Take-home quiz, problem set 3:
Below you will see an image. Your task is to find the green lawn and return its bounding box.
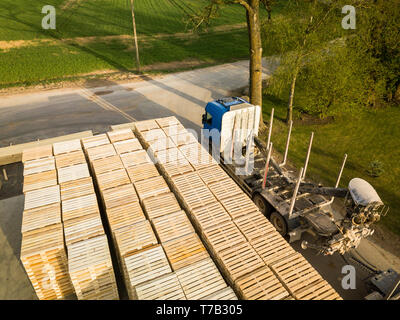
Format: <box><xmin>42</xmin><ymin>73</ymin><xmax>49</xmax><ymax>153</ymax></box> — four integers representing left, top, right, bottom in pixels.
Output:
<box><xmin>0</xmin><ymin>0</ymin><xmax>248</xmax><ymax>41</ymax></box>
<box><xmin>0</xmin><ymin>0</ymin><xmax>257</xmax><ymax>87</ymax></box>
<box><xmin>262</xmin><ymin>94</ymin><xmax>400</xmax><ymax>235</ymax></box>
<box><xmin>0</xmin><ymin>29</ymin><xmax>250</xmax><ymax>86</ymax></box>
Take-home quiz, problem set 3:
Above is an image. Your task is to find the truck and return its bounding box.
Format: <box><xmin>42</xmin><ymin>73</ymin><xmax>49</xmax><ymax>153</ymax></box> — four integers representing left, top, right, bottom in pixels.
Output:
<box><xmin>201</xmin><ymin>97</ymin><xmax>400</xmax><ymax>300</ymax></box>
<box><xmin>201</xmin><ymin>97</ymin><xmax>389</xmax><ymax>256</ymax></box>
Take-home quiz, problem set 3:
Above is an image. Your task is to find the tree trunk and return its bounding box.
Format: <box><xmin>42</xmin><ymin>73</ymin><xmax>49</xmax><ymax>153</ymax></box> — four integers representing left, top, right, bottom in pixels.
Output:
<box><xmin>287</xmin><ymin>65</ymin><xmax>300</xmax><ymax>124</ymax></box>
<box><xmin>246</xmin><ymin>0</ymin><xmax>265</xmax><ymax>129</ymax></box>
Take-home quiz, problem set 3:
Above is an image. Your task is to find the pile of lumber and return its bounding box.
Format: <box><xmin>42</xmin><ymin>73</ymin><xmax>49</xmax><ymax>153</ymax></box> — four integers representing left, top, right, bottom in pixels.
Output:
<box><xmin>56</xmin><ymin>138</ymin><xmax>117</xmax><ymax>300</ymax></box>
<box><xmin>21</xmin><ymin>146</ymin><xmax>74</xmax><ymax>300</ymax></box>
<box><xmin>137</xmin><ymin>116</ymin><xmax>341</xmax><ymax>300</ymax></box>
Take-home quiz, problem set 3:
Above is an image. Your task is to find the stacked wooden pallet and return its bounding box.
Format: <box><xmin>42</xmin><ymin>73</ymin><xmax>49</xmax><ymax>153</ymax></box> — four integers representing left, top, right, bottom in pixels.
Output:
<box><xmin>234</xmin><ymin>266</ymin><xmax>290</xmax><ymax>300</ymax></box>
<box><xmin>55</xmin><ymin>140</ymin><xmax>104</xmax><ymax>245</ymax></box>
<box><xmin>83</xmin><ymin>130</ymin><xmax>175</xmax><ymax>300</ymax></box>
<box><xmin>139</xmin><ymin>117</ymin><xmax>342</xmax><ymax>300</ymax></box>
<box><xmin>135</xmin><ymin>272</ymin><xmax>186</xmax><ymax>300</ymax></box>
<box><xmin>142</xmin><ymin>192</ymin><xmax>181</xmax><ymax>221</ymax></box>
<box><xmin>21</xmin><ymin>146</ymin><xmax>74</xmax><ymax>300</ymax></box>
<box><xmin>123</xmin><ymin>245</ymin><xmax>172</xmax><ymax>299</ymax></box>
<box><xmin>20</xmin><ymin>224</ymin><xmax>74</xmax><ymax>300</ymax></box>
<box><xmin>67</xmin><ymin>235</ymin><xmax>119</xmax><ymax>300</ymax></box>
<box><xmin>179</xmin><ymin>143</ymin><xmax>217</xmax><ymax>170</ymax></box>
<box><xmin>175</xmin><ymin>258</ymin><xmax>227</xmax><ymax>300</ymax></box>
<box><xmin>22</xmin><ymin>146</ymin><xmax>57</xmax><ymax>193</ymax></box>
<box><xmin>134</xmin><ymin>118</ymin><xmax>237</xmax><ymax>300</ymax></box>
<box><xmin>162</xmin><ymin>233</ymin><xmax>210</xmax><ymax>271</ymax></box>
<box><xmin>54</xmin><ymin>139</ymin><xmax>120</xmax><ymax>300</ymax></box>
<box><xmin>269</xmin><ymin>252</ymin><xmax>342</xmax><ymax>300</ymax></box>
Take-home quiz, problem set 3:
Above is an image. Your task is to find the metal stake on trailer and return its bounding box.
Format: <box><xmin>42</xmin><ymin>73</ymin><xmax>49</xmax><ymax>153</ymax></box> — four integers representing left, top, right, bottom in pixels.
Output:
<box><xmin>280</xmin><ymin>120</ymin><xmax>293</xmax><ymax>167</ymax></box>
<box><xmin>266</xmin><ymin>108</ymin><xmax>274</xmax><ymax>150</ymax></box>
<box><xmin>288</xmin><ymin>167</ymin><xmax>304</xmax><ymax>219</ymax></box>
<box><xmin>302</xmin><ymin>132</ymin><xmax>314</xmax><ymax>180</ymax></box>
<box><xmin>262</xmin><ymin>142</ymin><xmax>273</xmax><ymax>189</ymax></box>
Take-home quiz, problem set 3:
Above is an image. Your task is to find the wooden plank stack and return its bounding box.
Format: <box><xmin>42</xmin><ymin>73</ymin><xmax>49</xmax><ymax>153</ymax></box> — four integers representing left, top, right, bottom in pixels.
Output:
<box><xmin>54</xmin><ymin>139</ymin><xmax>117</xmax><ymax>300</ymax></box>
<box><xmin>137</xmin><ymin>116</ymin><xmax>342</xmax><ymax>300</ymax></box>
<box><xmin>21</xmin><ymin>146</ymin><xmax>74</xmax><ymax>300</ymax></box>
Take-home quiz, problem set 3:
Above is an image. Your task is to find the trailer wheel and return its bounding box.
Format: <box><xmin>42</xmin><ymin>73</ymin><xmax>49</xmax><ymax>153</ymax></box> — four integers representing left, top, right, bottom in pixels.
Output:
<box><xmin>270</xmin><ymin>212</ymin><xmax>288</xmax><ymax>236</ymax></box>
<box><xmin>253</xmin><ymin>193</ymin><xmax>273</xmax><ymax>218</ymax></box>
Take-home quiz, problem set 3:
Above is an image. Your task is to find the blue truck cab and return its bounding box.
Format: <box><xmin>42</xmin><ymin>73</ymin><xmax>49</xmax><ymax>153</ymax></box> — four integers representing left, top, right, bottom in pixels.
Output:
<box><xmin>202</xmin><ymin>97</ymin><xmax>249</xmax><ymax>132</ymax></box>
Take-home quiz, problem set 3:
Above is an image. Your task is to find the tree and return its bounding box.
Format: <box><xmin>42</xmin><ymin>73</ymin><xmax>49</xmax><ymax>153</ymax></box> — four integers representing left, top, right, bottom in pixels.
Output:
<box><xmin>262</xmin><ymin>0</ymin><xmax>344</xmax><ymax>123</ymax></box>
<box><xmin>262</xmin><ymin>0</ymin><xmax>400</xmax><ymax>120</ymax></box>
<box><xmin>347</xmin><ymin>0</ymin><xmax>400</xmax><ymax>107</ymax></box>
<box><xmin>187</xmin><ymin>0</ymin><xmax>274</xmax><ymax>129</ymax></box>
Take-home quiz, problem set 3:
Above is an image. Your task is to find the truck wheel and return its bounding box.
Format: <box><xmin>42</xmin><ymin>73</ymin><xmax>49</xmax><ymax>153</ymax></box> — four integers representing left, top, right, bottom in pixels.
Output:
<box><xmin>270</xmin><ymin>212</ymin><xmax>288</xmax><ymax>236</ymax></box>
<box><xmin>253</xmin><ymin>193</ymin><xmax>273</xmax><ymax>218</ymax></box>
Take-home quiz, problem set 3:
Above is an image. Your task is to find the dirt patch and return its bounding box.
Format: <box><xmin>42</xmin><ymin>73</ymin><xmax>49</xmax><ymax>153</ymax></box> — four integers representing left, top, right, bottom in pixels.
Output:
<box><xmin>0</xmin><ymin>23</ymin><xmax>246</xmax><ymax>52</ymax></box>
<box><xmin>370</xmin><ymin>224</ymin><xmax>400</xmax><ymax>257</ymax></box>
<box><xmin>0</xmin><ymin>58</ymin><xmax>215</xmax><ymax>95</ymax></box>
<box><xmin>141</xmin><ymin>59</ymin><xmax>210</xmax><ymax>71</ymax></box>
<box><xmin>60</xmin><ymin>0</ymin><xmax>83</xmax><ymax>10</ymax></box>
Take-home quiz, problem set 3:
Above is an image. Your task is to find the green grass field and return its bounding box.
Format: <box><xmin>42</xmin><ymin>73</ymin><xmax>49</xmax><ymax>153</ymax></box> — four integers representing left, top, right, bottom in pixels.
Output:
<box><xmin>0</xmin><ymin>0</ymin><xmax>260</xmax><ymax>87</ymax></box>
<box><xmin>262</xmin><ymin>94</ymin><xmax>400</xmax><ymax>235</ymax></box>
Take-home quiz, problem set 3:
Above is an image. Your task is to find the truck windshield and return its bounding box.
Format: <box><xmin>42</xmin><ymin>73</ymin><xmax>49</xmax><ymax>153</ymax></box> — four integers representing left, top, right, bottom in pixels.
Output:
<box><xmin>206</xmin><ymin>112</ymin><xmax>212</xmax><ymax>125</ymax></box>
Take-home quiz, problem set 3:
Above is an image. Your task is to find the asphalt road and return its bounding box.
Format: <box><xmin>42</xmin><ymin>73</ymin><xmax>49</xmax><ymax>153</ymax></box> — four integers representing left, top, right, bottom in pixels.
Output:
<box><xmin>0</xmin><ymin>59</ymin><xmax>277</xmax><ymax>148</ymax></box>
<box><xmin>1</xmin><ymin>59</ymin><xmax>399</xmax><ymax>300</ymax></box>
